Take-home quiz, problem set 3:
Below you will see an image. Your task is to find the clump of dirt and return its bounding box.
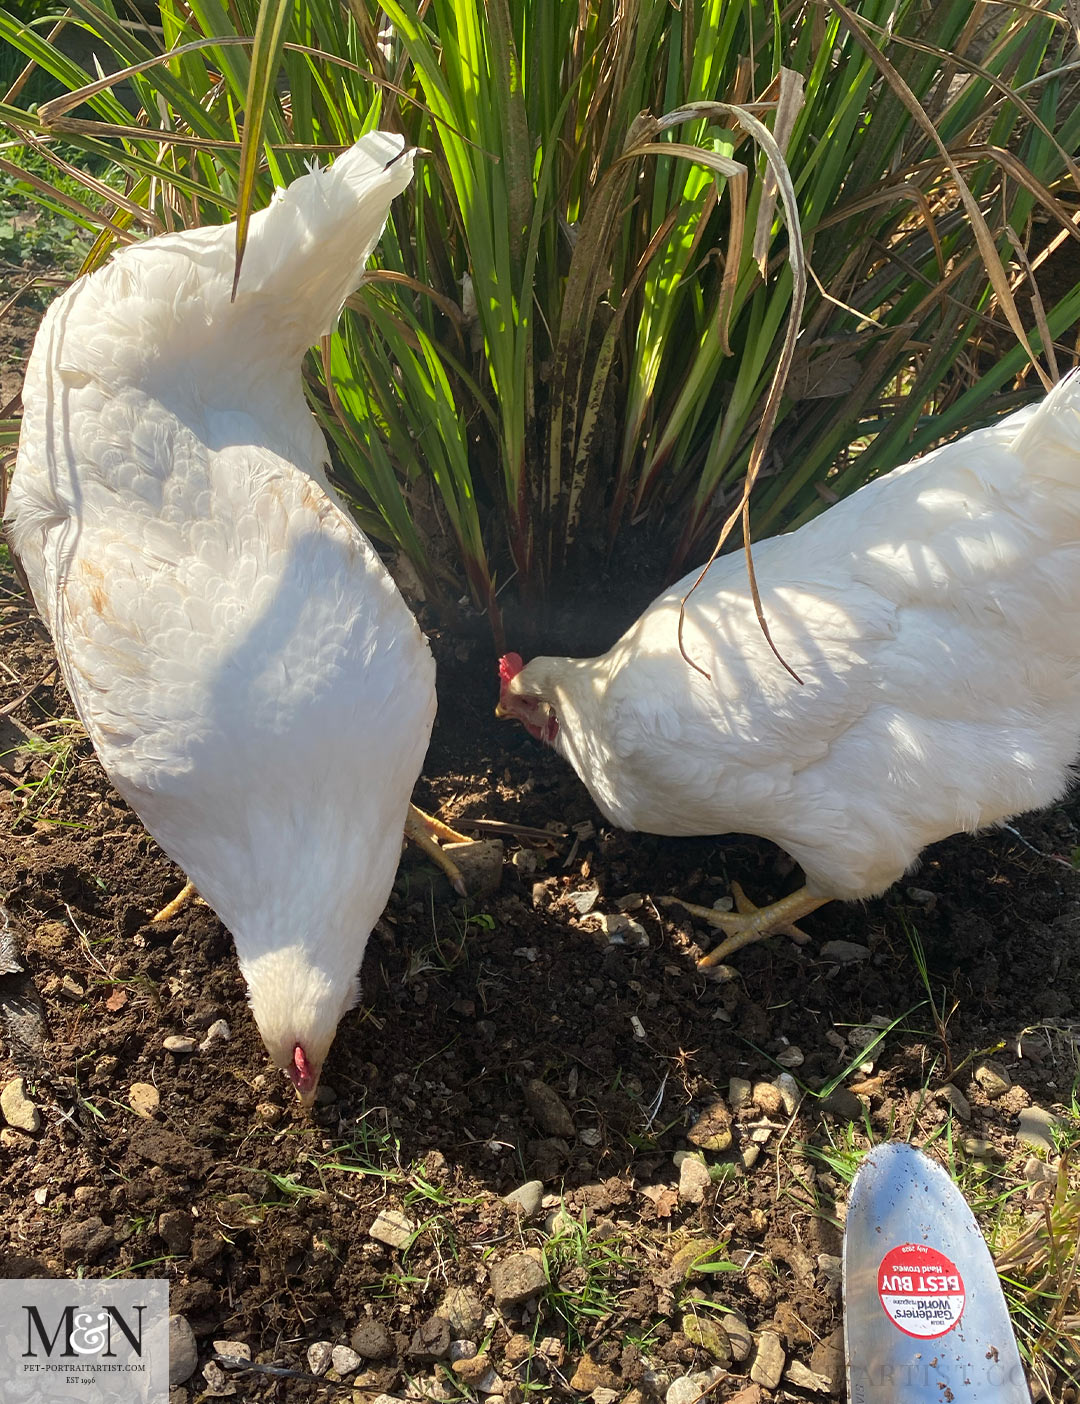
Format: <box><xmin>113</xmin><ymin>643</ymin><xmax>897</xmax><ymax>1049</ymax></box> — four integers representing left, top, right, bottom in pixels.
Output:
<box><xmin>1</xmin><ymin>561</ymin><xmax>1079</xmax><ymax>1403</ymax></box>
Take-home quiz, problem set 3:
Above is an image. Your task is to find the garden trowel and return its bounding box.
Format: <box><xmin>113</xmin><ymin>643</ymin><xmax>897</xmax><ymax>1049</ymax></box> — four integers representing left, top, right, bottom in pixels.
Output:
<box><xmin>843</xmin><ymin>1141</ymin><xmax>1030</xmax><ymax>1403</ymax></box>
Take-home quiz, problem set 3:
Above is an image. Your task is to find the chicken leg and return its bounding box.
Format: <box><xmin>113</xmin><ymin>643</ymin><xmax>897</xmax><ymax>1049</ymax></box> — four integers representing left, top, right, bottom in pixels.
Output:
<box><xmin>661</xmin><ymin>883</ymin><xmax>829</xmax><ymax>966</ymax></box>
<box><xmin>151</xmin><ymin>804</ymin><xmax>473</xmax><ymax>923</ymax></box>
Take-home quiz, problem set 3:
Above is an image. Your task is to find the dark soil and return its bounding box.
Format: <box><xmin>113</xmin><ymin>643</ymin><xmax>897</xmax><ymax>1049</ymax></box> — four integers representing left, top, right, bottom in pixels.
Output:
<box><xmin>1</xmin><ymin>557</ymin><xmax>1079</xmax><ymax>1404</ymax></box>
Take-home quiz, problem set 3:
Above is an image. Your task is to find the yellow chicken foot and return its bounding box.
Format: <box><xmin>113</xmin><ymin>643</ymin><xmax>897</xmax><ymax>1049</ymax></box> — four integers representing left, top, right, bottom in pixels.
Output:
<box><xmin>151</xmin><ymin>879</ymin><xmax>198</xmax><ymax>923</ymax></box>
<box><xmin>660</xmin><ymin>883</ymin><xmax>830</xmax><ymax>966</ymax></box>
<box><xmin>404</xmin><ymin>804</ymin><xmax>470</xmax><ymax>897</ymax></box>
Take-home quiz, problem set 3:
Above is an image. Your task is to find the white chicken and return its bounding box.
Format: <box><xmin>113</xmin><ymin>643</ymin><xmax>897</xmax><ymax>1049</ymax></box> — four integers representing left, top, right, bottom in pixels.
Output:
<box><xmin>498</xmin><ymin>375</ymin><xmax>1080</xmax><ymax>964</ymax></box>
<box><xmin>6</xmin><ymin>132</ymin><xmax>441</xmax><ymax>1102</ymax></box>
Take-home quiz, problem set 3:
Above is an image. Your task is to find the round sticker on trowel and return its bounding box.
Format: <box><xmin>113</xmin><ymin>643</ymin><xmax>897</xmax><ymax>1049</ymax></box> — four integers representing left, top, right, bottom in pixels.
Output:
<box><xmin>877</xmin><ymin>1241</ymin><xmax>966</xmax><ymax>1339</ymax></box>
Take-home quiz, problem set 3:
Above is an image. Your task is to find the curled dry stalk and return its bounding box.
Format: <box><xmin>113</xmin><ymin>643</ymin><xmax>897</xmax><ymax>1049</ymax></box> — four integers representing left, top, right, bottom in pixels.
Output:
<box><xmin>669</xmin><ymin>93</ymin><xmax>808</xmax><ymax>684</ymax></box>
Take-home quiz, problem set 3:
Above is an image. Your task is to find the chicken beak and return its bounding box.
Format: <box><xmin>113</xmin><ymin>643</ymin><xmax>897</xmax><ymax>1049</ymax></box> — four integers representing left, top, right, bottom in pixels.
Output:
<box><xmin>494</xmin><ymin>699</ymin><xmax>510</xmax><ymax>719</ymax></box>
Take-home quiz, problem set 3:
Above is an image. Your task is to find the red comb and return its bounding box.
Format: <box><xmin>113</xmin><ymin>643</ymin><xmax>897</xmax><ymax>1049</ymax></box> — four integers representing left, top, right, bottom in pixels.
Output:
<box><xmin>499</xmin><ymin>652</ymin><xmax>524</xmax><ymax>683</ymax></box>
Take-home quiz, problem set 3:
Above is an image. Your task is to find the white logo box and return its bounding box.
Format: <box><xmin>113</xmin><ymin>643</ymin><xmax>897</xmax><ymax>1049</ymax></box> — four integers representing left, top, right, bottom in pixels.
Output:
<box><xmin>0</xmin><ymin>1279</ymin><xmax>169</xmax><ymax>1403</ymax></box>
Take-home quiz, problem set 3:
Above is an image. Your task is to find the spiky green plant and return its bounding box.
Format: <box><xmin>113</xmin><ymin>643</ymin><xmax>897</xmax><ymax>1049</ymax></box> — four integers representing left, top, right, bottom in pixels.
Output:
<box><xmin>2</xmin><ymin>1</ymin><xmax>1078</xmax><ymax>637</ymax></box>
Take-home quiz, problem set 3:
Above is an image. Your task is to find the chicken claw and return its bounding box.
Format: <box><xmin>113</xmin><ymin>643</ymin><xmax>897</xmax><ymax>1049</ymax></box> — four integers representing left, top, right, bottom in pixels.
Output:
<box><xmin>660</xmin><ymin>883</ymin><xmax>829</xmax><ymax>966</ymax></box>
<box><xmin>404</xmin><ymin>804</ymin><xmax>471</xmax><ymax>896</ymax></box>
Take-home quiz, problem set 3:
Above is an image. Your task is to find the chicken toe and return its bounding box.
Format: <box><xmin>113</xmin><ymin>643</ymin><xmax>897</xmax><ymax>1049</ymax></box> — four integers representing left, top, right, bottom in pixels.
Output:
<box><xmin>661</xmin><ymin>883</ymin><xmax>829</xmax><ymax>966</ymax></box>
<box><xmin>404</xmin><ymin>804</ymin><xmax>471</xmax><ymax>896</ymax></box>
<box><xmin>151</xmin><ymin>879</ymin><xmax>199</xmax><ymax>923</ymax></box>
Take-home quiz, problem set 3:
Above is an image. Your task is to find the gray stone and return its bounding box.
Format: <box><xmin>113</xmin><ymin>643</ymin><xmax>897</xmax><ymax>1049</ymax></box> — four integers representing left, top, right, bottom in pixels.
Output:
<box><xmin>306</xmin><ymin>1342</ymin><xmax>334</xmax><ymax>1375</ymax></box>
<box><xmin>440</xmin><ymin>1287</ymin><xmax>484</xmax><ymax>1339</ymax></box>
<box><xmin>775</xmin><ymin>1045</ymin><xmax>804</xmax><ymax>1069</ymax></box>
<box><xmin>721</xmin><ymin>1311</ymin><xmax>753</xmax><ymax>1362</ymax></box>
<box><xmin>169</xmin><ymin>1315</ymin><xmax>198</xmax><ymax>1386</ymax></box>
<box><xmin>750</xmin><ymin>1331</ymin><xmax>785</xmax><ymax>1389</ymax></box>
<box><xmin>974</xmin><ymin>1060</ymin><xmax>1011</xmax><ymax>1100</ymax></box>
<box><xmin>775</xmin><ymin>1072</ymin><xmax>800</xmax><ymax>1115</ymax></box>
<box><xmin>409</xmin><ymin>1315</ymin><xmax>451</xmax><ymax>1361</ymax></box>
<box><xmin>1017</xmin><ymin>1105</ymin><xmax>1060</xmax><ymax>1153</ymax></box>
<box><xmin>350</xmin><ymin>1319</ymin><xmax>393</xmax><ymax>1359</ymax></box>
<box><xmin>1</xmin><ymin>1077</ymin><xmax>40</xmax><ymax>1133</ymax></box>
<box><xmin>502</xmin><ymin>1180</ymin><xmax>544</xmax><ymax>1218</ymax></box>
<box><xmin>665</xmin><ymin>1379</ymin><xmax>702</xmax><ymax>1404</ymax></box>
<box><xmin>449</xmin><ymin>1340</ymin><xmax>477</xmax><ymax>1363</ymax></box>
<box><xmin>678</xmin><ymin>1156</ymin><xmax>712</xmax><ymax>1206</ymax></box>
<box><xmin>368</xmin><ymin>1208</ymin><xmax>415</xmax><ymax>1249</ymax></box>
<box><xmin>490</xmin><ymin>1252</ymin><xmax>547</xmax><ymax>1307</ymax></box>
<box><xmin>442</xmin><ymin>839</ymin><xmax>504</xmax><ymax>896</ymax></box>
<box><xmin>332</xmin><ymin>1345</ymin><xmax>362</xmax><ymax>1375</ymax></box>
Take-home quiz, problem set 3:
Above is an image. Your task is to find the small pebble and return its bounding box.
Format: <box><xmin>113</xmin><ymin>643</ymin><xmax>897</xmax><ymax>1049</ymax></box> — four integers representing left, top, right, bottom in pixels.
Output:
<box><xmin>687</xmin><ymin>1099</ymin><xmax>732</xmax><ymax>1151</ymax></box>
<box><xmin>750</xmin><ymin>1330</ymin><xmax>786</xmax><ymax>1389</ymax></box>
<box><xmin>678</xmin><ymin>1156</ymin><xmax>712</xmax><ymax>1206</ymax></box>
<box><xmin>775</xmin><ymin>1072</ymin><xmax>800</xmax><ymax>1115</ymax></box>
<box><xmin>212</xmin><ymin>1341</ymin><xmax>250</xmax><ymax>1364</ymax></box>
<box><xmin>169</xmin><ymin>1315</ymin><xmax>198</xmax><ymax>1385</ymax></box>
<box><xmin>199</xmin><ymin>1018</ymin><xmax>231</xmax><ymax>1052</ymax></box>
<box><xmin>306</xmin><ymin>1342</ymin><xmax>334</xmax><ymax>1376</ymax></box>
<box><xmin>502</xmin><ymin>1180</ymin><xmax>544</xmax><ymax>1218</ymax></box>
<box><xmin>728</xmin><ymin>1077</ymin><xmax>752</xmax><ymax>1110</ymax></box>
<box><xmin>368</xmin><ymin>1209</ymin><xmax>415</xmax><ymax>1250</ymax></box>
<box><xmin>524</xmin><ymin>1079</ymin><xmax>575</xmax><ymax>1137</ymax></box>
<box><xmin>128</xmin><ymin>1082</ymin><xmax>160</xmax><ymax>1119</ymax></box>
<box><xmin>452</xmin><ymin>1354</ymin><xmax>498</xmax><ymax>1389</ymax></box>
<box><xmin>163</xmin><ymin>1035</ymin><xmax>197</xmax><ymax>1054</ymax></box>
<box><xmin>202</xmin><ymin>1360</ymin><xmax>232</xmax><ymax>1396</ymax></box>
<box><xmin>785</xmin><ymin>1359</ymin><xmax>833</xmax><ymax>1392</ymax></box>
<box><xmin>722</xmin><ymin>1311</ymin><xmax>753</xmax><ymax>1362</ymax></box>
<box><xmin>489</xmin><ymin>1252</ymin><xmax>547</xmax><ymax>1307</ymax></box>
<box><xmin>1</xmin><ymin>1077</ymin><xmax>40</xmax><ymax>1134</ymax></box>
<box><xmin>449</xmin><ymin>1340</ymin><xmax>477</xmax><ymax>1363</ymax></box>
<box><xmin>775</xmin><ymin>1045</ymin><xmax>804</xmax><ymax>1069</ymax></box>
<box><xmin>350</xmin><ymin>1320</ymin><xmax>393</xmax><ymax>1360</ymax></box>
<box><xmin>974</xmin><ymin>1060</ymin><xmax>1011</xmax><ymax>1100</ymax></box>
<box><xmin>819</xmin><ymin>939</ymin><xmax>872</xmax><ymax>962</ymax></box>
<box><xmin>937</xmin><ymin>1084</ymin><xmax>971</xmax><ymax>1121</ymax></box>
<box><xmin>332</xmin><ymin>1346</ymin><xmax>361</xmax><ymax>1375</ymax></box>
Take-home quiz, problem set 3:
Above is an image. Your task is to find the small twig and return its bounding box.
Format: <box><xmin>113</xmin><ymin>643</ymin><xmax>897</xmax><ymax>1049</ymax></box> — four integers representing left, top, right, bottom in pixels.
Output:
<box><xmin>0</xmin><ymin>662</ymin><xmax>58</xmax><ymax>717</ymax></box>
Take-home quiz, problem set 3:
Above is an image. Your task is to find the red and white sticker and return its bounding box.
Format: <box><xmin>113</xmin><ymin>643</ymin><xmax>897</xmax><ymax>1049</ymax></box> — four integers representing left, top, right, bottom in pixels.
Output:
<box><xmin>877</xmin><ymin>1242</ymin><xmax>966</xmax><ymax>1338</ymax></box>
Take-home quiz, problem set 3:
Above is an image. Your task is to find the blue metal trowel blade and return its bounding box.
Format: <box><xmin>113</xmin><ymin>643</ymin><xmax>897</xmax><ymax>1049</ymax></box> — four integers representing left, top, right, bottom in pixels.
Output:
<box><xmin>843</xmin><ymin>1141</ymin><xmax>1031</xmax><ymax>1403</ymax></box>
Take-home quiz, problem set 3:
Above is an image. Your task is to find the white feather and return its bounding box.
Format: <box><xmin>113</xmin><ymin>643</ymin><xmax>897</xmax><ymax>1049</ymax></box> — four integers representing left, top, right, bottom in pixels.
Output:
<box><xmin>510</xmin><ymin>374</ymin><xmax>1080</xmax><ymax>901</ymax></box>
